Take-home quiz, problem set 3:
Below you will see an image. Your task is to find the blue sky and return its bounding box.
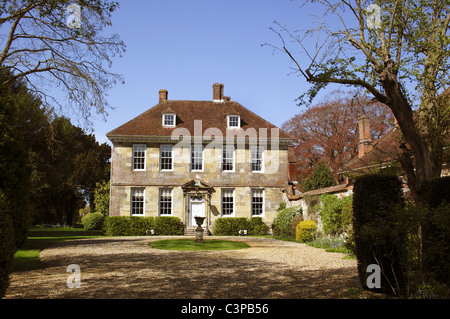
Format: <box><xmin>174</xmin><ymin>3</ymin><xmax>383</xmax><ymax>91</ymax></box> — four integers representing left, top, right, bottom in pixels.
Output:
<box><xmin>84</xmin><ymin>0</ymin><xmax>336</xmax><ymax>145</ymax></box>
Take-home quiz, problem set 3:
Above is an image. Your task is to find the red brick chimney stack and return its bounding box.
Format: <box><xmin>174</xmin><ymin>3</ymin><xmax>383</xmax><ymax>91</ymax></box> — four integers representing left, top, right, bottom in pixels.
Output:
<box><xmin>358</xmin><ymin>115</ymin><xmax>373</xmax><ymax>158</ymax></box>
<box><xmin>159</xmin><ymin>89</ymin><xmax>168</xmax><ymax>103</ymax></box>
<box><xmin>213</xmin><ymin>83</ymin><xmax>224</xmax><ymax>101</ymax></box>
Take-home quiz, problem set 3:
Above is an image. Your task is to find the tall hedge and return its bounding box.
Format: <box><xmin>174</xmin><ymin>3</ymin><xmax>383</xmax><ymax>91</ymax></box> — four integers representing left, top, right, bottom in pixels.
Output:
<box><xmin>353</xmin><ymin>174</ymin><xmax>407</xmax><ymax>296</ymax></box>
<box><xmin>417</xmin><ymin>176</ymin><xmax>450</xmax><ymax>287</ymax></box>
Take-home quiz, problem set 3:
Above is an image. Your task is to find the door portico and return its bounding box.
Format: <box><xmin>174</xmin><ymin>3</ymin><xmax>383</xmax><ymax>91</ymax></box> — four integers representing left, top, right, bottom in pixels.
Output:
<box><xmin>181</xmin><ymin>180</ymin><xmax>215</xmax><ymax>233</ymax></box>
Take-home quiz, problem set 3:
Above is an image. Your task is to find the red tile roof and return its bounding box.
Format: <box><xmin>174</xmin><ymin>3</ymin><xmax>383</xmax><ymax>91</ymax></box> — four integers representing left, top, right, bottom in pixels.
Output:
<box><xmin>107</xmin><ymin>100</ymin><xmax>294</xmax><ymax>140</ymax></box>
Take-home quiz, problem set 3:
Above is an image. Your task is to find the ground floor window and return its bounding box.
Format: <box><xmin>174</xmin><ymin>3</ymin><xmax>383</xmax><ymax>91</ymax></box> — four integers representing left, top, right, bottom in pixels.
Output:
<box><xmin>159</xmin><ymin>188</ymin><xmax>173</xmax><ymax>216</ymax></box>
<box><xmin>131</xmin><ymin>187</ymin><xmax>145</xmax><ymax>216</ymax></box>
<box><xmin>222</xmin><ymin>189</ymin><xmax>234</xmax><ymax>216</ymax></box>
<box><xmin>251</xmin><ymin>189</ymin><xmax>264</xmax><ymax>216</ymax></box>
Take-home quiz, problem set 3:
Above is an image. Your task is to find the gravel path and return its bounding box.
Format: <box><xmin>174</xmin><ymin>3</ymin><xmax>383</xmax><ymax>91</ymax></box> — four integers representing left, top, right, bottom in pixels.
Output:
<box><xmin>5</xmin><ymin>236</ymin><xmax>359</xmax><ymax>299</ymax></box>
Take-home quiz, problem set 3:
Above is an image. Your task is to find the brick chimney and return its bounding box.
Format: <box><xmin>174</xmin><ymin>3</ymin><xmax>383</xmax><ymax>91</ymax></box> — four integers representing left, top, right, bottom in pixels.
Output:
<box><xmin>358</xmin><ymin>115</ymin><xmax>373</xmax><ymax>158</ymax></box>
<box><xmin>159</xmin><ymin>89</ymin><xmax>168</xmax><ymax>103</ymax></box>
<box><xmin>213</xmin><ymin>83</ymin><xmax>224</xmax><ymax>101</ymax></box>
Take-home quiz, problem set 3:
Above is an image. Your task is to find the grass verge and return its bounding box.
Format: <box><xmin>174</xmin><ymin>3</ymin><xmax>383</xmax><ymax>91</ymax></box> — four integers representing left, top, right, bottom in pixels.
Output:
<box><xmin>13</xmin><ymin>227</ymin><xmax>104</xmax><ymax>272</ymax></box>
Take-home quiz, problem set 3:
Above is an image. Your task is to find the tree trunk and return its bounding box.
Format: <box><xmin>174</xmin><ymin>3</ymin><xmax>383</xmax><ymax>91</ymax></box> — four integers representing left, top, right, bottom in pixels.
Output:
<box><xmin>380</xmin><ymin>68</ymin><xmax>440</xmax><ymax>202</ymax></box>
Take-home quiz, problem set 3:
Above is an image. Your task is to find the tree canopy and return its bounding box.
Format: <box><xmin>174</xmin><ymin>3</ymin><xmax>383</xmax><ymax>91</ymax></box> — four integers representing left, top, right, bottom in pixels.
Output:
<box><xmin>0</xmin><ymin>0</ymin><xmax>125</xmax><ymax>124</ymax></box>
<box><xmin>268</xmin><ymin>0</ymin><xmax>450</xmax><ymax>202</ymax></box>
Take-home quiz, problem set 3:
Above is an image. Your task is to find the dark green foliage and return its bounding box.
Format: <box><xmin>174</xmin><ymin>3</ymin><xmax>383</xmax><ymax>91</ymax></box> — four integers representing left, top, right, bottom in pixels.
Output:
<box><xmin>82</xmin><ymin>213</ymin><xmax>105</xmax><ymax>231</ymax></box>
<box><xmin>104</xmin><ymin>216</ymin><xmax>184</xmax><ymax>236</ymax></box>
<box><xmin>154</xmin><ymin>217</ymin><xmax>185</xmax><ymax>235</ymax></box>
<box><xmin>0</xmin><ymin>70</ymin><xmax>32</xmax><ymax>247</ymax></box>
<box><xmin>417</xmin><ymin>177</ymin><xmax>450</xmax><ymax>290</ymax></box>
<box><xmin>213</xmin><ymin>217</ymin><xmax>268</xmax><ymax>236</ymax></box>
<box><xmin>353</xmin><ymin>174</ymin><xmax>407</xmax><ymax>296</ymax></box>
<box><xmin>419</xmin><ymin>176</ymin><xmax>450</xmax><ymax>209</ymax></box>
<box><xmin>301</xmin><ymin>161</ymin><xmax>336</xmax><ymax>192</ymax></box>
<box><xmin>0</xmin><ymin>209</ymin><xmax>15</xmax><ymax>298</ymax></box>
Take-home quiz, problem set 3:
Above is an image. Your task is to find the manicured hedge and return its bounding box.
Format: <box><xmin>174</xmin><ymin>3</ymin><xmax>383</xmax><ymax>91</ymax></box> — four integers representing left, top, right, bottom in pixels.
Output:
<box><xmin>104</xmin><ymin>216</ymin><xmax>184</xmax><ymax>236</ymax></box>
<box><xmin>353</xmin><ymin>174</ymin><xmax>407</xmax><ymax>296</ymax></box>
<box><xmin>296</xmin><ymin>220</ymin><xmax>317</xmax><ymax>242</ymax></box>
<box><xmin>213</xmin><ymin>217</ymin><xmax>268</xmax><ymax>236</ymax></box>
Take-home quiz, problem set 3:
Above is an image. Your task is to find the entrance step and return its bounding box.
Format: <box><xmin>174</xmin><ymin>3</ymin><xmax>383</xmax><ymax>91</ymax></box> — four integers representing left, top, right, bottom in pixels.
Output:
<box><xmin>184</xmin><ymin>226</ymin><xmax>210</xmax><ymax>236</ymax></box>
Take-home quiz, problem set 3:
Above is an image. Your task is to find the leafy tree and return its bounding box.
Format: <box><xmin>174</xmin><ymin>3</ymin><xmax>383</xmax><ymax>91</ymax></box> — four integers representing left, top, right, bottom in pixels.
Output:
<box><xmin>302</xmin><ymin>161</ymin><xmax>337</xmax><ymax>192</ymax></box>
<box><xmin>268</xmin><ymin>0</ymin><xmax>450</xmax><ymax>203</ymax></box>
<box><xmin>282</xmin><ymin>90</ymin><xmax>393</xmax><ymax>181</ymax></box>
<box><xmin>93</xmin><ymin>180</ymin><xmax>110</xmax><ymax>216</ymax></box>
<box><xmin>0</xmin><ymin>0</ymin><xmax>126</xmax><ymax>124</ymax></box>
<box><xmin>0</xmin><ymin>69</ymin><xmax>31</xmax><ymax>246</ymax></box>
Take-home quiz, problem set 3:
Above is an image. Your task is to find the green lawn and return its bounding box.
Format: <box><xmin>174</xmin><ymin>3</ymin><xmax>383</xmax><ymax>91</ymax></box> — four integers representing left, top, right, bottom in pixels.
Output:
<box><xmin>13</xmin><ymin>227</ymin><xmax>104</xmax><ymax>272</ymax></box>
<box><xmin>150</xmin><ymin>239</ymin><xmax>250</xmax><ymax>251</ymax></box>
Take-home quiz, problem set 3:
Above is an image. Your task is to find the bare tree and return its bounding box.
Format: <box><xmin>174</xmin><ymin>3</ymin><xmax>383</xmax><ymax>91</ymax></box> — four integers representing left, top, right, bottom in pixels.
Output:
<box><xmin>0</xmin><ymin>0</ymin><xmax>126</xmax><ymax>124</ymax></box>
<box><xmin>265</xmin><ymin>0</ymin><xmax>450</xmax><ymax>202</ymax></box>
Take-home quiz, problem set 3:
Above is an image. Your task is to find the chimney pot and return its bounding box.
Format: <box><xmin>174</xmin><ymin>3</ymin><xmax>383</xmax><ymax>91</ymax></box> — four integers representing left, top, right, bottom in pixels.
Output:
<box><xmin>159</xmin><ymin>89</ymin><xmax>168</xmax><ymax>103</ymax></box>
<box><xmin>213</xmin><ymin>83</ymin><xmax>224</xmax><ymax>101</ymax></box>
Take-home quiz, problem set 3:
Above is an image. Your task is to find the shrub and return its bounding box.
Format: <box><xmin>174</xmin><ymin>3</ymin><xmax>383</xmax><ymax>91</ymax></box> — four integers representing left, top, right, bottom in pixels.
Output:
<box><xmin>104</xmin><ymin>216</ymin><xmax>184</xmax><ymax>236</ymax></box>
<box><xmin>353</xmin><ymin>174</ymin><xmax>407</xmax><ymax>296</ymax></box>
<box><xmin>247</xmin><ymin>217</ymin><xmax>268</xmax><ymax>236</ymax></box>
<box><xmin>0</xmin><ymin>212</ymin><xmax>15</xmax><ymax>298</ymax></box>
<box><xmin>213</xmin><ymin>217</ymin><xmax>268</xmax><ymax>236</ymax></box>
<box><xmin>319</xmin><ymin>194</ymin><xmax>353</xmax><ymax>236</ymax></box>
<box><xmin>296</xmin><ymin>220</ymin><xmax>317</xmax><ymax>242</ymax></box>
<box><xmin>82</xmin><ymin>213</ymin><xmax>105</xmax><ymax>231</ymax></box>
<box><xmin>272</xmin><ymin>206</ymin><xmax>302</xmax><ymax>237</ymax></box>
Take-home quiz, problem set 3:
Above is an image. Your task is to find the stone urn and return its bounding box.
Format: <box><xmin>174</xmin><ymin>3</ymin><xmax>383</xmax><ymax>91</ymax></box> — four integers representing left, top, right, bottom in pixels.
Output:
<box><xmin>194</xmin><ymin>216</ymin><xmax>206</xmax><ymax>243</ymax></box>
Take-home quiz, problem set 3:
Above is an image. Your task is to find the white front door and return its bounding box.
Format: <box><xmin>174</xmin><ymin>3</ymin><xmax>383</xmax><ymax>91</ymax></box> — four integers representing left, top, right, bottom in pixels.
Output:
<box><xmin>190</xmin><ymin>197</ymin><xmax>205</xmax><ymax>226</ymax></box>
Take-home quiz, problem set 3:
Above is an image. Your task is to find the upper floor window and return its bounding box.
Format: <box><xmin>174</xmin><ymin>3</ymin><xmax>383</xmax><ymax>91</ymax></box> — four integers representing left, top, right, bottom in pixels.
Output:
<box><xmin>250</xmin><ymin>146</ymin><xmax>264</xmax><ymax>172</ymax></box>
<box><xmin>132</xmin><ymin>144</ymin><xmax>146</xmax><ymax>171</ymax></box>
<box><xmin>162</xmin><ymin>113</ymin><xmax>176</xmax><ymax>127</ymax></box>
<box><xmin>227</xmin><ymin>115</ymin><xmax>240</xmax><ymax>129</ymax></box>
<box><xmin>131</xmin><ymin>187</ymin><xmax>145</xmax><ymax>216</ymax></box>
<box><xmin>160</xmin><ymin>145</ymin><xmax>173</xmax><ymax>171</ymax></box>
<box><xmin>222</xmin><ymin>145</ymin><xmax>234</xmax><ymax>172</ymax></box>
<box><xmin>191</xmin><ymin>144</ymin><xmax>204</xmax><ymax>171</ymax></box>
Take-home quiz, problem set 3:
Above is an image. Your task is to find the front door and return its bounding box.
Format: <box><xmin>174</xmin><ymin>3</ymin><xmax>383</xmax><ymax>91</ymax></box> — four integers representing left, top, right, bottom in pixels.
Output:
<box><xmin>189</xmin><ymin>196</ymin><xmax>205</xmax><ymax>226</ymax></box>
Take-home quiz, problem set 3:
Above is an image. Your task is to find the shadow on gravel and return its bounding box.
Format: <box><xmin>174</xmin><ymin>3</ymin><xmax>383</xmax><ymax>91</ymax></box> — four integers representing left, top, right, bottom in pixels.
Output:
<box><xmin>7</xmin><ymin>241</ymin><xmax>359</xmax><ymax>299</ymax></box>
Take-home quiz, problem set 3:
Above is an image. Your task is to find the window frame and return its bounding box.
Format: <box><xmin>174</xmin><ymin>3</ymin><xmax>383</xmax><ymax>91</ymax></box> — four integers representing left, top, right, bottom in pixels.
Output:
<box><xmin>221</xmin><ymin>189</ymin><xmax>235</xmax><ymax>217</ymax></box>
<box><xmin>132</xmin><ymin>144</ymin><xmax>146</xmax><ymax>171</ymax></box>
<box><xmin>159</xmin><ymin>188</ymin><xmax>173</xmax><ymax>216</ymax></box>
<box><xmin>130</xmin><ymin>187</ymin><xmax>145</xmax><ymax>216</ymax></box>
<box><xmin>162</xmin><ymin>113</ymin><xmax>176</xmax><ymax>127</ymax></box>
<box><xmin>160</xmin><ymin>144</ymin><xmax>174</xmax><ymax>171</ymax></box>
<box><xmin>222</xmin><ymin>144</ymin><xmax>235</xmax><ymax>172</ymax></box>
<box><xmin>227</xmin><ymin>115</ymin><xmax>241</xmax><ymax>129</ymax></box>
<box><xmin>250</xmin><ymin>145</ymin><xmax>264</xmax><ymax>173</ymax></box>
<box><xmin>251</xmin><ymin>189</ymin><xmax>264</xmax><ymax>217</ymax></box>
<box><xmin>190</xmin><ymin>144</ymin><xmax>204</xmax><ymax>172</ymax></box>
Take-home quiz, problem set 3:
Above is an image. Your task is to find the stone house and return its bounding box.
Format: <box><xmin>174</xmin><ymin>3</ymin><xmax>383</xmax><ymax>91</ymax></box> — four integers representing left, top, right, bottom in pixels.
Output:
<box><xmin>106</xmin><ymin>83</ymin><xmax>295</xmax><ymax>234</ymax></box>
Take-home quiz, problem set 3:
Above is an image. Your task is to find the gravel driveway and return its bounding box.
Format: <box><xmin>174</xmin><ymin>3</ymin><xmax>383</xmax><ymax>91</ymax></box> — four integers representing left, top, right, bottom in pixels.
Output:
<box><xmin>5</xmin><ymin>236</ymin><xmax>359</xmax><ymax>299</ymax></box>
